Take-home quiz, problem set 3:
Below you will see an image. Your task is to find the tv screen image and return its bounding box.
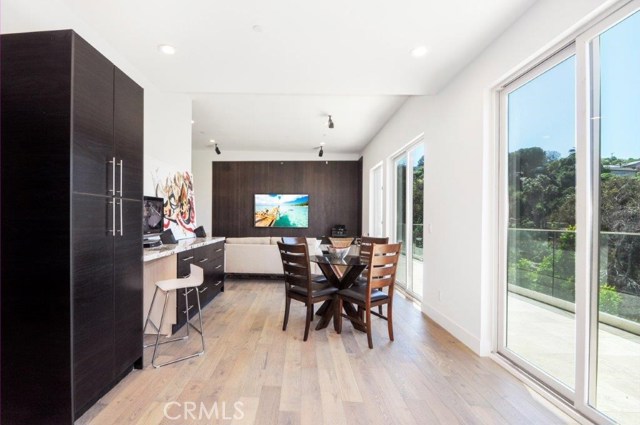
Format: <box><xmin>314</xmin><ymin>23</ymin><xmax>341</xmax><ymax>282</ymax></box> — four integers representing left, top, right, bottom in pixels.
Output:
<box><xmin>143</xmin><ymin>196</ymin><xmax>165</xmax><ymax>235</ymax></box>
<box><xmin>254</xmin><ymin>194</ymin><xmax>309</xmax><ymax>228</ymax></box>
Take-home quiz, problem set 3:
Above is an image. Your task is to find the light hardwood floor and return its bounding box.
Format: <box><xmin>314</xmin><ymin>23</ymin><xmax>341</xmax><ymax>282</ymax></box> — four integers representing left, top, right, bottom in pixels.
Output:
<box><xmin>78</xmin><ymin>278</ymin><xmax>581</xmax><ymax>425</ymax></box>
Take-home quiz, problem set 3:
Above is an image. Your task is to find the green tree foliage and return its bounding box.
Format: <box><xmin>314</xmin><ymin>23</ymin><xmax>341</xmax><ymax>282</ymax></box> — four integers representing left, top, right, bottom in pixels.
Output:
<box><xmin>508</xmin><ymin>149</ymin><xmax>640</xmax><ymax>320</ymax></box>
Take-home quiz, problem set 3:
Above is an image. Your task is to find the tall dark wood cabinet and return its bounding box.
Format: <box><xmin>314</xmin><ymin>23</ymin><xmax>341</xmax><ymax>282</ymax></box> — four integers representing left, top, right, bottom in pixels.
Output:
<box><xmin>1</xmin><ymin>30</ymin><xmax>144</xmax><ymax>424</ymax></box>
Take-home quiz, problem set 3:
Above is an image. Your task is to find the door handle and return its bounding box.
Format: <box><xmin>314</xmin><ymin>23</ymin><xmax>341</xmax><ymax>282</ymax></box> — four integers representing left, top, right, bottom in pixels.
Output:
<box><xmin>117</xmin><ymin>159</ymin><xmax>123</xmax><ymax>196</ymax></box>
<box><xmin>108</xmin><ymin>199</ymin><xmax>116</xmax><ymax>236</ymax></box>
<box><xmin>108</xmin><ymin>157</ymin><xmax>116</xmax><ymax>194</ymax></box>
<box><xmin>117</xmin><ymin>199</ymin><xmax>123</xmax><ymax>236</ymax></box>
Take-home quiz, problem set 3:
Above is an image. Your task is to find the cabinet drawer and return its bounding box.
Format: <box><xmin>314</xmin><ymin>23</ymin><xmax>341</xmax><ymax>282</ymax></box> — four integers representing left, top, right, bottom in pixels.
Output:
<box><xmin>177</xmin><ymin>251</ymin><xmax>195</xmax><ymax>277</ymax></box>
<box><xmin>210</xmin><ymin>241</ymin><xmax>224</xmax><ymax>260</ymax></box>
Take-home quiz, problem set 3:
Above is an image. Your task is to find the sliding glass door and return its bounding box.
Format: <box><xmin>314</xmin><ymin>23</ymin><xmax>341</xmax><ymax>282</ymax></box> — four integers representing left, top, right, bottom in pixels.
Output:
<box><xmin>500</xmin><ymin>48</ymin><xmax>577</xmax><ymax>394</ymax></box>
<box><xmin>588</xmin><ymin>7</ymin><xmax>640</xmax><ymax>423</ymax></box>
<box><xmin>498</xmin><ymin>3</ymin><xmax>640</xmax><ymax>423</ymax></box>
<box><xmin>393</xmin><ymin>142</ymin><xmax>424</xmax><ymax>299</ymax></box>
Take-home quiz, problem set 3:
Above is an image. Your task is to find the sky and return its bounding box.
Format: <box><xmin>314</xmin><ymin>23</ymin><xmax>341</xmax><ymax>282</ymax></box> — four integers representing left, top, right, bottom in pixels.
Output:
<box><xmin>508</xmin><ymin>10</ymin><xmax>640</xmax><ymax>160</ymax></box>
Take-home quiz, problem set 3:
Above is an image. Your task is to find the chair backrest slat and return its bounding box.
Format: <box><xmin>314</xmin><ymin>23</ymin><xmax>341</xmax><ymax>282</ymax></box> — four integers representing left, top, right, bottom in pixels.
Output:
<box><xmin>359</xmin><ymin>236</ymin><xmax>389</xmax><ymax>261</ymax></box>
<box><xmin>277</xmin><ymin>241</ymin><xmax>313</xmax><ymax>296</ymax></box>
<box><xmin>281</xmin><ymin>236</ymin><xmax>307</xmax><ymax>245</ymax></box>
<box><xmin>363</xmin><ymin>242</ymin><xmax>401</xmax><ymax>296</ymax></box>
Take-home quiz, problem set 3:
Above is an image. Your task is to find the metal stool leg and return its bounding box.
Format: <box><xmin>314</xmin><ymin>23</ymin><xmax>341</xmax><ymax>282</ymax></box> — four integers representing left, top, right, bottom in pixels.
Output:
<box><xmin>151</xmin><ymin>290</ymin><xmax>170</xmax><ymax>368</ymax></box>
<box><xmin>147</xmin><ymin>287</ymin><xmax>206</xmax><ymax>368</ymax></box>
<box><xmin>143</xmin><ymin>287</ymin><xmax>160</xmax><ymax>348</ymax></box>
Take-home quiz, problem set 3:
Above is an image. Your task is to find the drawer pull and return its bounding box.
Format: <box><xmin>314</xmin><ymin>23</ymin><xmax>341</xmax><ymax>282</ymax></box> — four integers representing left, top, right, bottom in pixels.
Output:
<box><xmin>199</xmin><ymin>258</ymin><xmax>209</xmax><ymax>263</ymax></box>
<box><xmin>215</xmin><ymin>248</ymin><xmax>223</xmax><ymax>253</ymax></box>
<box><xmin>199</xmin><ymin>286</ymin><xmax>209</xmax><ymax>294</ymax></box>
<box><xmin>182</xmin><ymin>305</ymin><xmax>193</xmax><ymax>314</ymax></box>
<box><xmin>181</xmin><ymin>256</ymin><xmax>194</xmax><ymax>262</ymax></box>
<box><xmin>215</xmin><ymin>265</ymin><xmax>222</xmax><ymax>270</ymax></box>
<box><xmin>214</xmin><ymin>280</ymin><xmax>222</xmax><ymax>287</ymax></box>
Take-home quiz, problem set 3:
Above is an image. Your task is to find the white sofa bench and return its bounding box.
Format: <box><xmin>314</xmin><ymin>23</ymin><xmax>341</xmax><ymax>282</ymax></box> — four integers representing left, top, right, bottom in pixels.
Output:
<box><xmin>225</xmin><ymin>237</ymin><xmax>324</xmax><ymax>275</ymax></box>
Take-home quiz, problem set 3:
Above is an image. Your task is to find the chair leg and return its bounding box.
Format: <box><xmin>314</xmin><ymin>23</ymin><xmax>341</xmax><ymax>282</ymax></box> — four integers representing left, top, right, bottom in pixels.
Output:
<box><xmin>387</xmin><ymin>302</ymin><xmax>394</xmax><ymax>342</ymax></box>
<box><xmin>143</xmin><ymin>287</ymin><xmax>159</xmax><ymax>337</ymax></box>
<box><xmin>184</xmin><ymin>288</ymin><xmax>190</xmax><ymax>338</ymax></box>
<box><xmin>283</xmin><ymin>296</ymin><xmax>291</xmax><ymax>331</ymax></box>
<box><xmin>303</xmin><ymin>303</ymin><xmax>313</xmax><ymax>341</ymax></box>
<box><xmin>335</xmin><ymin>298</ymin><xmax>342</xmax><ymax>333</ymax></box>
<box><xmin>366</xmin><ymin>307</ymin><xmax>373</xmax><ymax>349</ymax></box>
<box><xmin>151</xmin><ymin>291</ymin><xmax>170</xmax><ymax>368</ymax></box>
<box><xmin>194</xmin><ymin>289</ymin><xmax>205</xmax><ymax>353</ymax></box>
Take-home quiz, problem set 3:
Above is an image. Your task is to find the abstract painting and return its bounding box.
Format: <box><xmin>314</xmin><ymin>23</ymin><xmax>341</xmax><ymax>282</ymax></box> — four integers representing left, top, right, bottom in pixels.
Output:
<box><xmin>153</xmin><ymin>171</ymin><xmax>197</xmax><ymax>239</ymax></box>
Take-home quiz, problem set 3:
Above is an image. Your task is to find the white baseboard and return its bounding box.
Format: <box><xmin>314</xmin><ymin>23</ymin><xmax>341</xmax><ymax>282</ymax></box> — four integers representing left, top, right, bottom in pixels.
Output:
<box><xmin>421</xmin><ymin>303</ymin><xmax>482</xmax><ymax>355</ymax></box>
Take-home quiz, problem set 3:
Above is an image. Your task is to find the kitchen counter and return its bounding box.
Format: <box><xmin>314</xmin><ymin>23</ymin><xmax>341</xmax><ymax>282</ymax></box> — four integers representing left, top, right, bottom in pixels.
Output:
<box><xmin>143</xmin><ymin>236</ymin><xmax>225</xmax><ymax>262</ymax></box>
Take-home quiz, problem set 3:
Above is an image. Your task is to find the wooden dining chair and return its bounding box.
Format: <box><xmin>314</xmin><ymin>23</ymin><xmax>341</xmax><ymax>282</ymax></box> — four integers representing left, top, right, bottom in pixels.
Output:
<box><xmin>277</xmin><ymin>242</ymin><xmax>338</xmax><ymax>341</ymax></box>
<box><xmin>335</xmin><ymin>242</ymin><xmax>401</xmax><ymax>349</ymax></box>
<box><xmin>281</xmin><ymin>237</ymin><xmax>327</xmax><ymax>283</ymax></box>
<box><xmin>281</xmin><ymin>236</ymin><xmax>306</xmax><ymax>245</ymax></box>
<box><xmin>359</xmin><ymin>236</ymin><xmax>389</xmax><ymax>262</ymax></box>
<box><xmin>356</xmin><ymin>236</ymin><xmax>389</xmax><ymax>313</ymax></box>
<box><xmin>328</xmin><ymin>237</ymin><xmax>354</xmax><ymax>248</ymax></box>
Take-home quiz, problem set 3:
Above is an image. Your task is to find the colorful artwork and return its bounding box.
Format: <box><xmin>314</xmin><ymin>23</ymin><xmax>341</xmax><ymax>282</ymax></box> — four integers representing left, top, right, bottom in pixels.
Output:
<box><xmin>153</xmin><ymin>171</ymin><xmax>197</xmax><ymax>239</ymax></box>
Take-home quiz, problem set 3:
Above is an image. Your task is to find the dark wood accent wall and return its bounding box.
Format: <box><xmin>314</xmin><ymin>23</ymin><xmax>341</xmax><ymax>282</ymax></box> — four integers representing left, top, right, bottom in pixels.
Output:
<box><xmin>211</xmin><ymin>161</ymin><xmax>362</xmax><ymax>238</ymax></box>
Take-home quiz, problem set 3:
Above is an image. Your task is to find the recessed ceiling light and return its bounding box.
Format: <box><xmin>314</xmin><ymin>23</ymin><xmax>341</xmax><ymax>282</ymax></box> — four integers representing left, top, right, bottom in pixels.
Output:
<box><xmin>209</xmin><ymin>139</ymin><xmax>216</xmax><ymax>143</ymax></box>
<box><xmin>158</xmin><ymin>44</ymin><xmax>176</xmax><ymax>55</ymax></box>
<box><xmin>191</xmin><ymin>120</ymin><xmax>195</xmax><ymax>124</ymax></box>
<box><xmin>411</xmin><ymin>45</ymin><xmax>429</xmax><ymax>58</ymax></box>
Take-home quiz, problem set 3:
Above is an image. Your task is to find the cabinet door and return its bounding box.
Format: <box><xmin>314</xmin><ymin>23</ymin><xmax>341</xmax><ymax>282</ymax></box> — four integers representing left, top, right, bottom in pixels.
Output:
<box><xmin>114</xmin><ymin>199</ymin><xmax>143</xmax><ymax>375</ymax></box>
<box><xmin>72</xmin><ymin>194</ymin><xmax>115</xmax><ymax>415</ymax></box>
<box><xmin>114</xmin><ymin>68</ymin><xmax>143</xmax><ymax>201</ymax></box>
<box><xmin>174</xmin><ymin>251</ymin><xmax>197</xmax><ymax>332</ymax></box>
<box><xmin>72</xmin><ymin>35</ymin><xmax>114</xmax><ymax>196</ymax></box>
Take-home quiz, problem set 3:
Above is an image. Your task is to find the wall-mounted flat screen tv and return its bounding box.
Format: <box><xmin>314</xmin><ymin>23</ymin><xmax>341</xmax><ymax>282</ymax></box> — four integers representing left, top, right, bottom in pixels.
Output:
<box><xmin>254</xmin><ymin>194</ymin><xmax>309</xmax><ymax>228</ymax></box>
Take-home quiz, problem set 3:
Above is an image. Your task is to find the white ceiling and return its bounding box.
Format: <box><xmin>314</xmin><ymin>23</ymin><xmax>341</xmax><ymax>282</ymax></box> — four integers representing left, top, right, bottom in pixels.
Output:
<box><xmin>10</xmin><ymin>0</ymin><xmax>537</xmax><ymax>153</ymax></box>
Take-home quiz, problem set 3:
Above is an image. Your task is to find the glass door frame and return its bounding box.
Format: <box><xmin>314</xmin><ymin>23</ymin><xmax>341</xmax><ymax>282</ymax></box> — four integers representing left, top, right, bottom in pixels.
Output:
<box><xmin>497</xmin><ymin>44</ymin><xmax>578</xmax><ymax>402</ymax></box>
<box><xmin>369</xmin><ymin>162</ymin><xmax>384</xmax><ymax>237</ymax></box>
<box><xmin>577</xmin><ymin>2</ymin><xmax>640</xmax><ymax>422</ymax></box>
<box><xmin>391</xmin><ymin>136</ymin><xmax>424</xmax><ymax>299</ymax></box>
<box><xmin>497</xmin><ymin>2</ymin><xmax>640</xmax><ymax>423</ymax></box>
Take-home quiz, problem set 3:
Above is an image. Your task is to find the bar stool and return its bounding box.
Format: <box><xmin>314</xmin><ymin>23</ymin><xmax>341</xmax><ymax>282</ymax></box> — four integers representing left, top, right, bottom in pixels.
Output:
<box><xmin>143</xmin><ymin>264</ymin><xmax>205</xmax><ymax>368</ymax></box>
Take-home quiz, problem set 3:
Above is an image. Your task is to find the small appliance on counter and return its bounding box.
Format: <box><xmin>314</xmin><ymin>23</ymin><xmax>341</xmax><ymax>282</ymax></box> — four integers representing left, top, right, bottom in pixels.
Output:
<box><xmin>331</xmin><ymin>224</ymin><xmax>347</xmax><ymax>237</ymax></box>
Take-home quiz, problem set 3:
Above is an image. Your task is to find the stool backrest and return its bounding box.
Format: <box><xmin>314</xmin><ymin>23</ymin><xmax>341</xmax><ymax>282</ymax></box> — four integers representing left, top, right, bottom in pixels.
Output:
<box><xmin>187</xmin><ymin>264</ymin><xmax>204</xmax><ymax>286</ymax></box>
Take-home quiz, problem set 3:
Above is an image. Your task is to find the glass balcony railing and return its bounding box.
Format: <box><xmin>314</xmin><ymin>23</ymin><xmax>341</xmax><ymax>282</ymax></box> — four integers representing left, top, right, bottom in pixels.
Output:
<box><xmin>508</xmin><ymin>228</ymin><xmax>640</xmax><ymax>328</ymax></box>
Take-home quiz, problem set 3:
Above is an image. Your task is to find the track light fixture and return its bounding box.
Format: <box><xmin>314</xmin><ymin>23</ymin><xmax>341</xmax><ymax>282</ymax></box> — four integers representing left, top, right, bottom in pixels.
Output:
<box><xmin>215</xmin><ymin>144</ymin><xmax>221</xmax><ymax>155</ymax></box>
<box><xmin>318</xmin><ymin>146</ymin><xmax>324</xmax><ymax>157</ymax></box>
<box><xmin>328</xmin><ymin>115</ymin><xmax>334</xmax><ymax>129</ymax></box>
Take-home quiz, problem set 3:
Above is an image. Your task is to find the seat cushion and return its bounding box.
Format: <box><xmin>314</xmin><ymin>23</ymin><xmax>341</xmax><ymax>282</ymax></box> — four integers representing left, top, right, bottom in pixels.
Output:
<box><xmin>312</xmin><ymin>274</ymin><xmax>328</xmax><ymax>283</ymax></box>
<box><xmin>338</xmin><ymin>285</ymin><xmax>388</xmax><ymax>303</ymax></box>
<box><xmin>290</xmin><ymin>284</ymin><xmax>338</xmax><ymax>297</ymax></box>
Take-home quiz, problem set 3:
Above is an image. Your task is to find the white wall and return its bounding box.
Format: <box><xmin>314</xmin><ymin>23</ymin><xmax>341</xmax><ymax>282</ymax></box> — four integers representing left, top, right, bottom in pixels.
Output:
<box><xmin>143</xmin><ymin>92</ymin><xmax>192</xmax><ymax>196</ymax></box>
<box><xmin>361</xmin><ymin>0</ymin><xmax>614</xmax><ymax>355</ymax></box>
<box><xmin>2</xmin><ymin>0</ymin><xmax>193</xmax><ymax>199</ymax></box>
<box><xmin>192</xmin><ymin>148</ymin><xmax>360</xmax><ymax>235</ymax></box>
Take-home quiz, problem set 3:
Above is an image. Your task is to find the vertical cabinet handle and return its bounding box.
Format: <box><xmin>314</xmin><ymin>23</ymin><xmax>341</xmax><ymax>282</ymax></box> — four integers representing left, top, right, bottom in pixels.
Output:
<box><xmin>108</xmin><ymin>157</ymin><xmax>116</xmax><ymax>194</ymax></box>
<box><xmin>116</xmin><ymin>199</ymin><xmax>123</xmax><ymax>236</ymax></box>
<box><xmin>117</xmin><ymin>159</ymin><xmax>123</xmax><ymax>196</ymax></box>
<box><xmin>108</xmin><ymin>200</ymin><xmax>116</xmax><ymax>236</ymax></box>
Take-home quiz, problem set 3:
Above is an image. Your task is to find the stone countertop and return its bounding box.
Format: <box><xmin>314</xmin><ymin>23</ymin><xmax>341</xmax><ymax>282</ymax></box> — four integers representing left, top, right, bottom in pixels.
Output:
<box><xmin>143</xmin><ymin>236</ymin><xmax>225</xmax><ymax>262</ymax></box>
